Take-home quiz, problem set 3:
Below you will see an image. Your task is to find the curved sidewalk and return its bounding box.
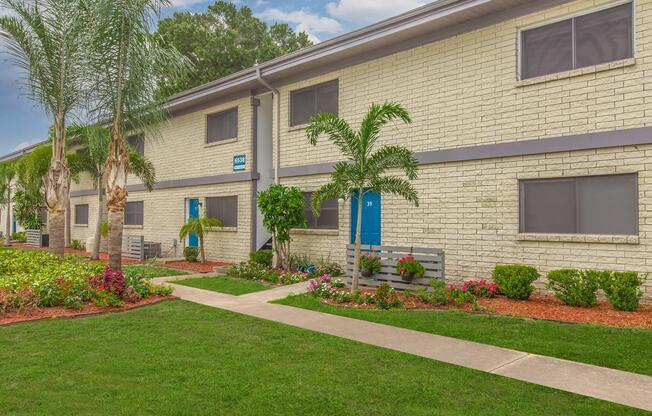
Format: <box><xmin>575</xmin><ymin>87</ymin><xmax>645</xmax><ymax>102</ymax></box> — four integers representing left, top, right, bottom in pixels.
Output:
<box><xmin>154</xmin><ymin>275</ymin><xmax>652</xmax><ymax>412</ymax></box>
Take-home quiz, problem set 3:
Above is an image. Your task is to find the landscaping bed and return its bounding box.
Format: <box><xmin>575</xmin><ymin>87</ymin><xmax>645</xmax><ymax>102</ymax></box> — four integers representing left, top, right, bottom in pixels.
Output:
<box><xmin>163</xmin><ymin>260</ymin><xmax>231</xmax><ymax>273</ymax></box>
<box><xmin>8</xmin><ymin>244</ymin><xmax>143</xmax><ymax>264</ymax></box>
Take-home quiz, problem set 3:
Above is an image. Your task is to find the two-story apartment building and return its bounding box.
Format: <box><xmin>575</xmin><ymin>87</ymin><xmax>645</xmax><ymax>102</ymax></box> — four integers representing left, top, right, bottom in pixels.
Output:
<box><xmin>3</xmin><ymin>0</ymin><xmax>651</xmax><ymax>297</ymax></box>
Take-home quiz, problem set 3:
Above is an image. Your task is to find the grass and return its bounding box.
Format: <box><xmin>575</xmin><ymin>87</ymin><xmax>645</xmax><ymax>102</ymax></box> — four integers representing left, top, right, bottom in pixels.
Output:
<box><xmin>0</xmin><ymin>300</ymin><xmax>644</xmax><ymax>415</ymax></box>
<box><xmin>275</xmin><ymin>295</ymin><xmax>652</xmax><ymax>377</ymax></box>
<box><xmin>123</xmin><ymin>265</ymin><xmax>189</xmax><ymax>279</ymax></box>
<box><xmin>173</xmin><ymin>275</ymin><xmax>270</xmax><ymax>295</ymax></box>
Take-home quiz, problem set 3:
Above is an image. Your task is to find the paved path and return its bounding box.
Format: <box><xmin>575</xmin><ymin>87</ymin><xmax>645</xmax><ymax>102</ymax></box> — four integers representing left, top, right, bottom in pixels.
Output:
<box><xmin>155</xmin><ymin>275</ymin><xmax>652</xmax><ymax>412</ymax></box>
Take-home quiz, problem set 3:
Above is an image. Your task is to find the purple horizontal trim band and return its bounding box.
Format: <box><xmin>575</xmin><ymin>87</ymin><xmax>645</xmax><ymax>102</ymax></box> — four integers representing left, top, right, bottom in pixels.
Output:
<box><xmin>71</xmin><ymin>171</ymin><xmax>259</xmax><ymax>197</ymax></box>
<box><xmin>278</xmin><ymin>126</ymin><xmax>652</xmax><ymax>178</ymax></box>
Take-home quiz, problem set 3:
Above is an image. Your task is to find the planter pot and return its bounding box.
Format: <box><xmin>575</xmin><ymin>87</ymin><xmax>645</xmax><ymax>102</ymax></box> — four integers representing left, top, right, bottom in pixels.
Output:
<box><xmin>361</xmin><ymin>269</ymin><xmax>373</xmax><ymax>278</ymax></box>
<box><xmin>401</xmin><ymin>272</ymin><xmax>416</xmax><ymax>282</ymax></box>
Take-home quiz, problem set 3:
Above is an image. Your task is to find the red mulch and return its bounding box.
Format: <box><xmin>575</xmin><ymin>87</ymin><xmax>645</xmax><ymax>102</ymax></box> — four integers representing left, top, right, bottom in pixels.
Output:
<box><xmin>326</xmin><ymin>290</ymin><xmax>652</xmax><ymax>330</ymax></box>
<box><xmin>162</xmin><ymin>261</ymin><xmax>233</xmax><ymax>273</ymax></box>
<box><xmin>9</xmin><ymin>244</ymin><xmax>142</xmax><ymax>264</ymax></box>
<box><xmin>0</xmin><ymin>296</ymin><xmax>175</xmax><ymax>326</ymax></box>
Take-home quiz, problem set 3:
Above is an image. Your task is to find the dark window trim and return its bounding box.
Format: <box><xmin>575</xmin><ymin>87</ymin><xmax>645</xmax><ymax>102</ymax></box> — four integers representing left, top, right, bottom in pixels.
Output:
<box><xmin>518</xmin><ymin>173</ymin><xmax>638</xmax><ymax>235</ymax></box>
<box><xmin>205</xmin><ymin>106</ymin><xmax>238</xmax><ymax>144</ymax></box>
<box><xmin>289</xmin><ymin>79</ymin><xmax>339</xmax><ymax>127</ymax></box>
<box><xmin>518</xmin><ymin>1</ymin><xmax>634</xmax><ymax>80</ymax></box>
<box><xmin>74</xmin><ymin>204</ymin><xmax>89</xmax><ymax>225</ymax></box>
<box><xmin>124</xmin><ymin>201</ymin><xmax>144</xmax><ymax>226</ymax></box>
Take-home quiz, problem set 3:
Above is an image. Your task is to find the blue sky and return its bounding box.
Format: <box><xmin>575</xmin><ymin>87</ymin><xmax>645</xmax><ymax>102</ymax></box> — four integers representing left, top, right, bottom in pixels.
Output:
<box><xmin>0</xmin><ymin>0</ymin><xmax>425</xmax><ymax>155</ymax></box>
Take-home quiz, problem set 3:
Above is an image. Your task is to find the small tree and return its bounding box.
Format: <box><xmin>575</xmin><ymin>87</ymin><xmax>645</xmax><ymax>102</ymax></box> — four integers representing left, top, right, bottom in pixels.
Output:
<box><xmin>179</xmin><ymin>215</ymin><xmax>223</xmax><ymax>264</ymax></box>
<box><xmin>306</xmin><ymin>102</ymin><xmax>419</xmax><ymax>290</ymax></box>
<box><xmin>0</xmin><ymin>162</ymin><xmax>15</xmax><ymax>245</ymax></box>
<box><xmin>257</xmin><ymin>184</ymin><xmax>306</xmax><ymax>270</ymax></box>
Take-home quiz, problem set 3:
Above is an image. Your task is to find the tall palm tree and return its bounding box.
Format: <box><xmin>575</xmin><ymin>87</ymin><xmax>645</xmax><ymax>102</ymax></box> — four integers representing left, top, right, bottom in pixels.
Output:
<box><xmin>87</xmin><ymin>0</ymin><xmax>189</xmax><ymax>270</ymax></box>
<box><xmin>0</xmin><ymin>162</ymin><xmax>15</xmax><ymax>246</ymax></box>
<box><xmin>68</xmin><ymin>124</ymin><xmax>156</xmax><ymax>260</ymax></box>
<box><xmin>306</xmin><ymin>102</ymin><xmax>419</xmax><ymax>290</ymax></box>
<box><xmin>179</xmin><ymin>214</ymin><xmax>223</xmax><ymax>264</ymax></box>
<box><xmin>0</xmin><ymin>0</ymin><xmax>89</xmax><ymax>257</ymax></box>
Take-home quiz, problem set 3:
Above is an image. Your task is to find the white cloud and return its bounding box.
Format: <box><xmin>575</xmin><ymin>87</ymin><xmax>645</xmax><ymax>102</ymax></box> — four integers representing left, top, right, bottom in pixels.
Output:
<box><xmin>258</xmin><ymin>8</ymin><xmax>343</xmax><ymax>43</ymax></box>
<box><xmin>326</xmin><ymin>0</ymin><xmax>425</xmax><ymax>25</ymax></box>
<box><xmin>12</xmin><ymin>138</ymin><xmax>42</xmax><ymax>152</ymax></box>
<box><xmin>166</xmin><ymin>0</ymin><xmax>207</xmax><ymax>7</ymax></box>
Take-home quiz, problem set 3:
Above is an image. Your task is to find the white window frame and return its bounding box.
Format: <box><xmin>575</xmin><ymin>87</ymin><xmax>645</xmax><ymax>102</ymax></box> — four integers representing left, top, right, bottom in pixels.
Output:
<box><xmin>517</xmin><ymin>0</ymin><xmax>635</xmax><ymax>80</ymax></box>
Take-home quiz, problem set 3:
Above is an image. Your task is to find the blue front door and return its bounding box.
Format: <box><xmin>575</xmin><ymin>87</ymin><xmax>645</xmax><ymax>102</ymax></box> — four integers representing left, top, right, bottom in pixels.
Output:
<box><xmin>12</xmin><ymin>214</ymin><xmax>16</xmax><ymax>234</ymax></box>
<box><xmin>351</xmin><ymin>191</ymin><xmax>381</xmax><ymax>246</ymax></box>
<box><xmin>187</xmin><ymin>198</ymin><xmax>199</xmax><ymax>247</ymax></box>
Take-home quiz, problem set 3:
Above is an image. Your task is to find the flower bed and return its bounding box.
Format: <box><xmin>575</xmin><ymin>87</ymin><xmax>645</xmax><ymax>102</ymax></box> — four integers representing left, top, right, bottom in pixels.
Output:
<box><xmin>0</xmin><ymin>250</ymin><xmax>174</xmax><ymax>323</ymax></box>
<box><xmin>163</xmin><ymin>260</ymin><xmax>232</xmax><ymax>273</ymax></box>
<box><xmin>226</xmin><ymin>257</ymin><xmax>343</xmax><ymax>286</ymax></box>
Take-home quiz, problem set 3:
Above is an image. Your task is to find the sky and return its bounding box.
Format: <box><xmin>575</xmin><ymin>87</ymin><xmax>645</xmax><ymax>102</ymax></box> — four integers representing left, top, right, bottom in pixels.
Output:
<box><xmin>0</xmin><ymin>0</ymin><xmax>426</xmax><ymax>156</ymax></box>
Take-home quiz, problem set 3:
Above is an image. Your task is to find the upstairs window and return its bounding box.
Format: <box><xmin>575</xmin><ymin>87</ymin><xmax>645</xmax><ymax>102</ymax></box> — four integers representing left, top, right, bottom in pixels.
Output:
<box><xmin>519</xmin><ymin>174</ymin><xmax>638</xmax><ymax>235</ymax></box>
<box><xmin>520</xmin><ymin>2</ymin><xmax>633</xmax><ymax>79</ymax></box>
<box><xmin>127</xmin><ymin>134</ymin><xmax>145</xmax><ymax>156</ymax></box>
<box><xmin>290</xmin><ymin>80</ymin><xmax>338</xmax><ymax>126</ymax></box>
<box><xmin>206</xmin><ymin>107</ymin><xmax>238</xmax><ymax>144</ymax></box>
<box><xmin>302</xmin><ymin>192</ymin><xmax>338</xmax><ymax>230</ymax></box>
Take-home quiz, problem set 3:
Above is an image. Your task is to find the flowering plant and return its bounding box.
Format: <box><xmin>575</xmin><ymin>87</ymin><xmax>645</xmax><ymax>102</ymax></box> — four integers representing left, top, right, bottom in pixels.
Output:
<box><xmin>395</xmin><ymin>256</ymin><xmax>425</xmax><ymax>280</ymax></box>
<box><xmin>308</xmin><ymin>274</ymin><xmax>337</xmax><ymax>298</ymax></box>
<box><xmin>360</xmin><ymin>253</ymin><xmax>381</xmax><ymax>275</ymax></box>
<box><xmin>461</xmin><ymin>279</ymin><xmax>499</xmax><ymax>298</ymax></box>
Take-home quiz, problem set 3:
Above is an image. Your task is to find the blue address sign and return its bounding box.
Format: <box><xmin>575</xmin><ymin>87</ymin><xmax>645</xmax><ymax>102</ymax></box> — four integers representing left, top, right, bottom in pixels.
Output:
<box><xmin>233</xmin><ymin>154</ymin><xmax>246</xmax><ymax>171</ymax></box>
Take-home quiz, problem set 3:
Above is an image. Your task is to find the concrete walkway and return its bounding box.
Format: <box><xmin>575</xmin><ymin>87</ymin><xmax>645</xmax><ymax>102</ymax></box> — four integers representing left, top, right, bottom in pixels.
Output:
<box><xmin>155</xmin><ymin>275</ymin><xmax>652</xmax><ymax>412</ymax></box>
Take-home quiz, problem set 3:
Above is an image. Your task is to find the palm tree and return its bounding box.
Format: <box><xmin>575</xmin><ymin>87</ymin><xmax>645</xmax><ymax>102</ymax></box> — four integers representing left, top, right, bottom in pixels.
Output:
<box><xmin>67</xmin><ymin>124</ymin><xmax>156</xmax><ymax>260</ymax></box>
<box><xmin>306</xmin><ymin>102</ymin><xmax>419</xmax><ymax>290</ymax></box>
<box><xmin>87</xmin><ymin>0</ymin><xmax>190</xmax><ymax>270</ymax></box>
<box><xmin>179</xmin><ymin>215</ymin><xmax>223</xmax><ymax>264</ymax></box>
<box><xmin>0</xmin><ymin>162</ymin><xmax>15</xmax><ymax>246</ymax></box>
<box><xmin>0</xmin><ymin>0</ymin><xmax>89</xmax><ymax>257</ymax></box>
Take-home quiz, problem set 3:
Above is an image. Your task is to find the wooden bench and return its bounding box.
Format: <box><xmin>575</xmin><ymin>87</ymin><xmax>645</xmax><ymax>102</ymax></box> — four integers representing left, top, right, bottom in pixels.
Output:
<box><xmin>345</xmin><ymin>244</ymin><xmax>445</xmax><ymax>290</ymax></box>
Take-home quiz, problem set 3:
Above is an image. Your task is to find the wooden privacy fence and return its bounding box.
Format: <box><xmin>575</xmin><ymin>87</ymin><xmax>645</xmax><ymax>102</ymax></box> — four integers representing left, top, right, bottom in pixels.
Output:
<box><xmin>345</xmin><ymin>244</ymin><xmax>445</xmax><ymax>290</ymax></box>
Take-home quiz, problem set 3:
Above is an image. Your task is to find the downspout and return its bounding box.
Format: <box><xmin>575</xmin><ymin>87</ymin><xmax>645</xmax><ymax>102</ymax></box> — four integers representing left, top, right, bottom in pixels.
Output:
<box><xmin>250</xmin><ymin>90</ymin><xmax>259</xmax><ymax>253</ymax></box>
<box><xmin>255</xmin><ymin>66</ymin><xmax>280</xmax><ymax>184</ymax></box>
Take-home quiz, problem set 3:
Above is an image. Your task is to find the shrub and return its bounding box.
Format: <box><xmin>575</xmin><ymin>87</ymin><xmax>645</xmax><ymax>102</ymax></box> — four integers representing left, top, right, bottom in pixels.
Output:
<box><xmin>546</xmin><ymin>269</ymin><xmax>604</xmax><ymax>307</ymax></box>
<box><xmin>263</xmin><ymin>269</ymin><xmax>280</xmax><ymax>283</ymax></box>
<box><xmin>332</xmin><ymin>290</ymin><xmax>353</xmax><ymax>304</ymax></box>
<box><xmin>599</xmin><ymin>271</ymin><xmax>645</xmax><ymax>311</ymax></box>
<box><xmin>374</xmin><ymin>283</ymin><xmax>403</xmax><ymax>309</ymax></box>
<box><xmin>492</xmin><ymin>264</ymin><xmax>540</xmax><ymax>300</ymax></box>
<box><xmin>88</xmin><ymin>267</ymin><xmax>126</xmax><ymax>297</ymax></box>
<box><xmin>461</xmin><ymin>279</ymin><xmax>499</xmax><ymax>298</ymax></box>
<box><xmin>249</xmin><ymin>250</ymin><xmax>273</xmax><ymax>268</ymax></box>
<box><xmin>314</xmin><ymin>257</ymin><xmax>343</xmax><ymax>277</ymax></box>
<box><xmin>308</xmin><ymin>275</ymin><xmax>336</xmax><ymax>298</ymax></box>
<box><xmin>183</xmin><ymin>246</ymin><xmax>199</xmax><ymax>263</ymax></box>
<box><xmin>226</xmin><ymin>261</ymin><xmax>267</xmax><ymax>280</ymax></box>
<box><xmin>149</xmin><ymin>284</ymin><xmax>173</xmax><ymax>297</ymax></box>
<box><xmin>10</xmin><ymin>231</ymin><xmax>26</xmax><ymax>243</ymax></box>
<box><xmin>449</xmin><ymin>284</ymin><xmax>476</xmax><ymax>306</ymax></box>
<box><xmin>414</xmin><ymin>279</ymin><xmax>449</xmax><ymax>306</ymax></box>
<box><xmin>70</xmin><ymin>240</ymin><xmax>85</xmax><ymax>250</ymax></box>
<box><xmin>279</xmin><ymin>271</ymin><xmax>308</xmax><ymax>285</ymax></box>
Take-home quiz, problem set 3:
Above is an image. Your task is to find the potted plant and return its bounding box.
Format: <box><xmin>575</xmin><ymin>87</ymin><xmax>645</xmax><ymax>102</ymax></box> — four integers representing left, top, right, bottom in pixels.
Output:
<box><xmin>360</xmin><ymin>253</ymin><xmax>381</xmax><ymax>277</ymax></box>
<box><xmin>395</xmin><ymin>256</ymin><xmax>425</xmax><ymax>282</ymax></box>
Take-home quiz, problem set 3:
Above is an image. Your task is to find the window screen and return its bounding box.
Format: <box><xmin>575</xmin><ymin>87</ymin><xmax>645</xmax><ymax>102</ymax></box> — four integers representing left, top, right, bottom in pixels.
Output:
<box><xmin>124</xmin><ymin>201</ymin><xmax>144</xmax><ymax>226</ymax></box>
<box><xmin>127</xmin><ymin>134</ymin><xmax>144</xmax><ymax>156</ymax></box>
<box><xmin>290</xmin><ymin>80</ymin><xmax>339</xmax><ymax>126</ymax></box>
<box><xmin>519</xmin><ymin>174</ymin><xmax>637</xmax><ymax>235</ymax></box>
<box><xmin>39</xmin><ymin>207</ymin><xmax>48</xmax><ymax>226</ymax></box>
<box><xmin>206</xmin><ymin>108</ymin><xmax>238</xmax><ymax>144</ymax></box>
<box><xmin>206</xmin><ymin>196</ymin><xmax>238</xmax><ymax>227</ymax></box>
<box><xmin>303</xmin><ymin>192</ymin><xmax>338</xmax><ymax>229</ymax></box>
<box><xmin>520</xmin><ymin>2</ymin><xmax>632</xmax><ymax>79</ymax></box>
<box><xmin>75</xmin><ymin>204</ymin><xmax>89</xmax><ymax>225</ymax></box>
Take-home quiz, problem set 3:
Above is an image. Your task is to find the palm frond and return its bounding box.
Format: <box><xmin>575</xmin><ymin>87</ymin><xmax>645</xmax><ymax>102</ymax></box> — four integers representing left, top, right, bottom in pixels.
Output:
<box><xmin>128</xmin><ymin>150</ymin><xmax>156</xmax><ymax>191</ymax></box>
<box><xmin>369</xmin><ymin>176</ymin><xmax>419</xmax><ymax>207</ymax></box>
<box><xmin>311</xmin><ymin>181</ymin><xmax>345</xmax><ymax>217</ymax></box>
<box><xmin>305</xmin><ymin>112</ymin><xmax>358</xmax><ymax>160</ymax></box>
<box><xmin>367</xmin><ymin>145</ymin><xmax>418</xmax><ymax>180</ymax></box>
<box><xmin>357</xmin><ymin>102</ymin><xmax>411</xmax><ymax>156</ymax></box>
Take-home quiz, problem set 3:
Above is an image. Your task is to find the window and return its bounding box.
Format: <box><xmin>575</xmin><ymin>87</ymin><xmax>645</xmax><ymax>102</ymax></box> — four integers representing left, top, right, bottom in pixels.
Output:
<box><xmin>39</xmin><ymin>207</ymin><xmax>48</xmax><ymax>225</ymax></box>
<box><xmin>124</xmin><ymin>201</ymin><xmax>144</xmax><ymax>226</ymax></box>
<box><xmin>127</xmin><ymin>134</ymin><xmax>145</xmax><ymax>156</ymax></box>
<box><xmin>290</xmin><ymin>80</ymin><xmax>338</xmax><ymax>126</ymax></box>
<box><xmin>74</xmin><ymin>204</ymin><xmax>89</xmax><ymax>225</ymax></box>
<box><xmin>303</xmin><ymin>192</ymin><xmax>338</xmax><ymax>230</ymax></box>
<box><xmin>520</xmin><ymin>2</ymin><xmax>632</xmax><ymax>79</ymax></box>
<box><xmin>206</xmin><ymin>196</ymin><xmax>237</xmax><ymax>227</ymax></box>
<box><xmin>206</xmin><ymin>107</ymin><xmax>238</xmax><ymax>144</ymax></box>
<box><xmin>519</xmin><ymin>174</ymin><xmax>637</xmax><ymax>235</ymax></box>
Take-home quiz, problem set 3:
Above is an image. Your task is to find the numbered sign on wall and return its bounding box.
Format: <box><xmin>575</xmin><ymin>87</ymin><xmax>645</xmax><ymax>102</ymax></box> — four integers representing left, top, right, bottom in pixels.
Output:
<box><xmin>233</xmin><ymin>154</ymin><xmax>246</xmax><ymax>171</ymax></box>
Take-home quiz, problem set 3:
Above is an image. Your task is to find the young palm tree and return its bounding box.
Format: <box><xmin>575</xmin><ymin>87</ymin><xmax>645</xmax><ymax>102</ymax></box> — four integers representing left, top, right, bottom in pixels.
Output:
<box><xmin>179</xmin><ymin>215</ymin><xmax>223</xmax><ymax>264</ymax></box>
<box><xmin>0</xmin><ymin>162</ymin><xmax>15</xmax><ymax>246</ymax></box>
<box><xmin>0</xmin><ymin>0</ymin><xmax>89</xmax><ymax>257</ymax></box>
<box><xmin>87</xmin><ymin>0</ymin><xmax>189</xmax><ymax>270</ymax></box>
<box><xmin>67</xmin><ymin>124</ymin><xmax>156</xmax><ymax>260</ymax></box>
<box><xmin>306</xmin><ymin>102</ymin><xmax>419</xmax><ymax>290</ymax></box>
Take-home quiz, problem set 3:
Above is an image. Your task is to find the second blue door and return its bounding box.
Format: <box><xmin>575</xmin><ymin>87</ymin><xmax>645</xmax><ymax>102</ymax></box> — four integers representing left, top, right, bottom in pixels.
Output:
<box><xmin>187</xmin><ymin>198</ymin><xmax>199</xmax><ymax>247</ymax></box>
<box><xmin>350</xmin><ymin>191</ymin><xmax>381</xmax><ymax>246</ymax></box>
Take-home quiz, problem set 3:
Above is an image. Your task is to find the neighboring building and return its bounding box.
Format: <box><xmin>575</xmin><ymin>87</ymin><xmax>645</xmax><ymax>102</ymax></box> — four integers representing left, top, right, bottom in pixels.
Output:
<box><xmin>3</xmin><ymin>0</ymin><xmax>651</xmax><ymax>298</ymax></box>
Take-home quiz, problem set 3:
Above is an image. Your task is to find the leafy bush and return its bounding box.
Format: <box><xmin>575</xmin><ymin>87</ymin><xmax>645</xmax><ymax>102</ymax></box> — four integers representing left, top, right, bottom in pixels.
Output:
<box><xmin>149</xmin><ymin>284</ymin><xmax>173</xmax><ymax>297</ymax></box>
<box><xmin>360</xmin><ymin>253</ymin><xmax>381</xmax><ymax>274</ymax></box>
<box><xmin>546</xmin><ymin>269</ymin><xmax>604</xmax><ymax>307</ymax></box>
<box><xmin>414</xmin><ymin>279</ymin><xmax>449</xmax><ymax>306</ymax></box>
<box><xmin>313</xmin><ymin>257</ymin><xmax>344</xmax><ymax>277</ymax></box>
<box><xmin>599</xmin><ymin>271</ymin><xmax>645</xmax><ymax>311</ymax></box>
<box><xmin>395</xmin><ymin>256</ymin><xmax>425</xmax><ymax>279</ymax></box>
<box><xmin>226</xmin><ymin>261</ymin><xmax>267</xmax><ymax>280</ymax></box>
<box><xmin>10</xmin><ymin>231</ymin><xmax>26</xmax><ymax>243</ymax></box>
<box><xmin>249</xmin><ymin>250</ymin><xmax>273</xmax><ymax>267</ymax></box>
<box><xmin>332</xmin><ymin>290</ymin><xmax>353</xmax><ymax>304</ymax></box>
<box><xmin>308</xmin><ymin>275</ymin><xmax>337</xmax><ymax>298</ymax></box>
<box><xmin>492</xmin><ymin>264</ymin><xmax>540</xmax><ymax>300</ymax></box>
<box><xmin>448</xmin><ymin>284</ymin><xmax>476</xmax><ymax>306</ymax></box>
<box><xmin>183</xmin><ymin>246</ymin><xmax>199</xmax><ymax>263</ymax></box>
<box><xmin>461</xmin><ymin>279</ymin><xmax>499</xmax><ymax>298</ymax></box>
<box><xmin>374</xmin><ymin>283</ymin><xmax>403</xmax><ymax>309</ymax></box>
<box><xmin>70</xmin><ymin>240</ymin><xmax>85</xmax><ymax>250</ymax></box>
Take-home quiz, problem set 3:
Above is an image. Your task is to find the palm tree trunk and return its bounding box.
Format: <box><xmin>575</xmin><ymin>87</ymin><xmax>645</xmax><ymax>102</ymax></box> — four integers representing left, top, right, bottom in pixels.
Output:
<box><xmin>4</xmin><ymin>188</ymin><xmax>11</xmax><ymax>246</ymax></box>
<box><xmin>91</xmin><ymin>177</ymin><xmax>104</xmax><ymax>260</ymax></box>
<box><xmin>106</xmin><ymin>125</ymin><xmax>130</xmax><ymax>271</ymax></box>
<box><xmin>45</xmin><ymin>114</ymin><xmax>70</xmax><ymax>257</ymax></box>
<box><xmin>352</xmin><ymin>188</ymin><xmax>364</xmax><ymax>291</ymax></box>
<box><xmin>199</xmin><ymin>234</ymin><xmax>206</xmax><ymax>264</ymax></box>
<box><xmin>64</xmin><ymin>198</ymin><xmax>71</xmax><ymax>247</ymax></box>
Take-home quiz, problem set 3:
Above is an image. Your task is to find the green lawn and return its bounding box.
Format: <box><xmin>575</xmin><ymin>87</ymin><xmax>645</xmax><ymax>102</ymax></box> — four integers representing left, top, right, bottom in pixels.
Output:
<box><xmin>123</xmin><ymin>265</ymin><xmax>189</xmax><ymax>278</ymax></box>
<box><xmin>275</xmin><ymin>295</ymin><xmax>652</xmax><ymax>377</ymax></box>
<box><xmin>0</xmin><ymin>300</ymin><xmax>643</xmax><ymax>415</ymax></box>
<box><xmin>173</xmin><ymin>275</ymin><xmax>270</xmax><ymax>295</ymax></box>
